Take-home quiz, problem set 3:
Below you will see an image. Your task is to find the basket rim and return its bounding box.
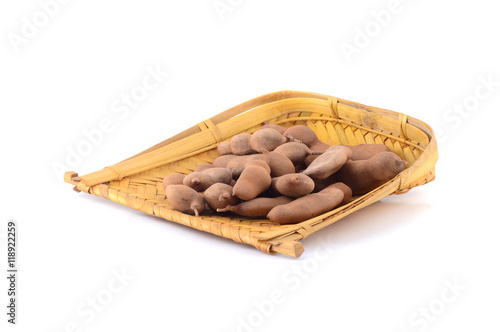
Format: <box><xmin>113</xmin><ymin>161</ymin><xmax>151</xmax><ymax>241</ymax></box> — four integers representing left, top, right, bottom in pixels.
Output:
<box><xmin>122</xmin><ymin>90</ymin><xmax>435</xmax><ymax>162</ymax></box>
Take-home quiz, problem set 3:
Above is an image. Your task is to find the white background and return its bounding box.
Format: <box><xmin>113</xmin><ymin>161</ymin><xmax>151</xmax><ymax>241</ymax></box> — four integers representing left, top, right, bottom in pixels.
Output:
<box><xmin>1</xmin><ymin>1</ymin><xmax>499</xmax><ymax>331</ymax></box>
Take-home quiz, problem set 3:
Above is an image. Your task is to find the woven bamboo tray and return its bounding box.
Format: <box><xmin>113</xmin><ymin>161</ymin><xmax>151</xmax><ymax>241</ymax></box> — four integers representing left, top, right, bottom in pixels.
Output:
<box><xmin>64</xmin><ymin>90</ymin><xmax>438</xmax><ymax>258</ymax></box>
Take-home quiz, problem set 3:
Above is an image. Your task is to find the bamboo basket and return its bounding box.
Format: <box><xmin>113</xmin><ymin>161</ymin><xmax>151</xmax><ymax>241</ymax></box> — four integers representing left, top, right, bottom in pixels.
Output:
<box><xmin>64</xmin><ymin>90</ymin><xmax>438</xmax><ymax>258</ymax></box>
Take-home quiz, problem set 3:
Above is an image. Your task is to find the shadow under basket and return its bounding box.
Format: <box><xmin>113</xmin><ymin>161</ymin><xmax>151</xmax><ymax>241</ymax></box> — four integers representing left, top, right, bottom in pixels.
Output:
<box><xmin>64</xmin><ymin>91</ymin><xmax>438</xmax><ymax>258</ymax></box>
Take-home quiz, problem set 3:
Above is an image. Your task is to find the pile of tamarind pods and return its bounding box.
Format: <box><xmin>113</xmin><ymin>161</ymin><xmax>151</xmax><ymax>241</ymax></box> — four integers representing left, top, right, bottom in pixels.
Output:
<box><xmin>163</xmin><ymin>123</ymin><xmax>408</xmax><ymax>225</ymax></box>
